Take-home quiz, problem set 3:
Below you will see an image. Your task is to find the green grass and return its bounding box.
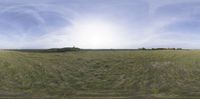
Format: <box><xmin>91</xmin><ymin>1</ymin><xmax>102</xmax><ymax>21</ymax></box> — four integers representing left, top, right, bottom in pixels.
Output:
<box><xmin>0</xmin><ymin>50</ymin><xmax>200</xmax><ymax>98</ymax></box>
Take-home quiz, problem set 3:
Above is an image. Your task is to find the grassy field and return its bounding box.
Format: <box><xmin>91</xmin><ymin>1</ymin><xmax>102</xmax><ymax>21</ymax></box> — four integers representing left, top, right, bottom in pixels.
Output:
<box><xmin>0</xmin><ymin>50</ymin><xmax>200</xmax><ymax>98</ymax></box>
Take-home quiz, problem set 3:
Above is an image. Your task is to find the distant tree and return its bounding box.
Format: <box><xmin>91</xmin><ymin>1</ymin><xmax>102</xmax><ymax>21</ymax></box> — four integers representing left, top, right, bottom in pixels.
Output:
<box><xmin>138</xmin><ymin>47</ymin><xmax>146</xmax><ymax>50</ymax></box>
<box><xmin>177</xmin><ymin>48</ymin><xmax>182</xmax><ymax>50</ymax></box>
<box><xmin>48</xmin><ymin>47</ymin><xmax>80</xmax><ymax>52</ymax></box>
<box><xmin>168</xmin><ymin>48</ymin><xmax>176</xmax><ymax>50</ymax></box>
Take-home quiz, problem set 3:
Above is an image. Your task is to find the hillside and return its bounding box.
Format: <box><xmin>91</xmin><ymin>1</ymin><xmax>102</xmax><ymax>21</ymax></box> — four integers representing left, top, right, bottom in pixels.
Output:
<box><xmin>0</xmin><ymin>50</ymin><xmax>200</xmax><ymax>98</ymax></box>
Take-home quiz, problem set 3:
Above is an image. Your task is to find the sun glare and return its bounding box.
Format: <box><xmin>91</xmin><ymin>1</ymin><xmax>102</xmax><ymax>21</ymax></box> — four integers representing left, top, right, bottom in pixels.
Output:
<box><xmin>71</xmin><ymin>18</ymin><xmax>117</xmax><ymax>48</ymax></box>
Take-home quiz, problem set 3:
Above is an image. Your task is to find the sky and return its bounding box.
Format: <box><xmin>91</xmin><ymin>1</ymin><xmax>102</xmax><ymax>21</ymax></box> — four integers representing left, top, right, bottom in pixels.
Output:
<box><xmin>0</xmin><ymin>0</ymin><xmax>200</xmax><ymax>49</ymax></box>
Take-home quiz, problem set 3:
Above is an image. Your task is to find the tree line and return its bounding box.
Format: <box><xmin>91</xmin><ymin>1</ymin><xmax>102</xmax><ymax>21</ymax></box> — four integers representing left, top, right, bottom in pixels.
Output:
<box><xmin>138</xmin><ymin>47</ymin><xmax>183</xmax><ymax>50</ymax></box>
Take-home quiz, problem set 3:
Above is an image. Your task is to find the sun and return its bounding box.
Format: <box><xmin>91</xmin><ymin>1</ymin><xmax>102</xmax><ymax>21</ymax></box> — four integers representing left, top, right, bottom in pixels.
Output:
<box><xmin>71</xmin><ymin>18</ymin><xmax>117</xmax><ymax>48</ymax></box>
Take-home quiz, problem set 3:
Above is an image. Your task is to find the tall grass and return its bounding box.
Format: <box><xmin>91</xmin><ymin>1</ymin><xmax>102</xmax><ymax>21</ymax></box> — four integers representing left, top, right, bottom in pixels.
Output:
<box><xmin>0</xmin><ymin>50</ymin><xmax>199</xmax><ymax>98</ymax></box>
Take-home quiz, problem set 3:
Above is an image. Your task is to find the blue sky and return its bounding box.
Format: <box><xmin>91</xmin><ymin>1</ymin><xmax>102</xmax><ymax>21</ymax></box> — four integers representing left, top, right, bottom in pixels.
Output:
<box><xmin>0</xmin><ymin>0</ymin><xmax>200</xmax><ymax>49</ymax></box>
